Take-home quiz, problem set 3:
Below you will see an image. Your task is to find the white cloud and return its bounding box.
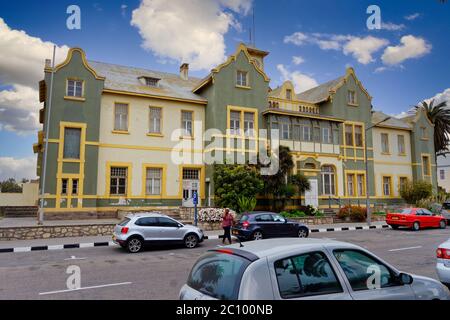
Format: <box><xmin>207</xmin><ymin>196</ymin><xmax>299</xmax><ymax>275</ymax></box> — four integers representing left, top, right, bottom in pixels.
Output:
<box><xmin>426</xmin><ymin>88</ymin><xmax>450</xmax><ymax>106</ymax></box>
<box><xmin>284</xmin><ymin>32</ymin><xmax>309</xmax><ymax>46</ymax></box>
<box><xmin>381</xmin><ymin>35</ymin><xmax>431</xmax><ymax>65</ymax></box>
<box><xmin>343</xmin><ymin>36</ymin><xmax>389</xmax><ymax>65</ymax></box>
<box><xmin>121</xmin><ymin>4</ymin><xmax>128</xmax><ymax>17</ymax></box>
<box><xmin>381</xmin><ymin>22</ymin><xmax>405</xmax><ymax>31</ymax></box>
<box><xmin>131</xmin><ymin>0</ymin><xmax>252</xmax><ymax>71</ymax></box>
<box><xmin>316</xmin><ymin>40</ymin><xmax>341</xmax><ymax>50</ymax></box>
<box><xmin>0</xmin><ymin>156</ymin><xmax>37</xmax><ymax>181</ymax></box>
<box><xmin>0</xmin><ymin>18</ymin><xmax>69</xmax><ymax>135</ymax></box>
<box><xmin>405</xmin><ymin>13</ymin><xmax>421</xmax><ymax>21</ymax></box>
<box><xmin>277</xmin><ymin>64</ymin><xmax>318</xmax><ymax>93</ymax></box>
<box><xmin>292</xmin><ymin>56</ymin><xmax>305</xmax><ymax>65</ymax></box>
<box><xmin>374</xmin><ymin>66</ymin><xmax>388</xmax><ymax>73</ymax></box>
<box><xmin>0</xmin><ymin>18</ymin><xmax>69</xmax><ymax>88</ymax></box>
<box><xmin>0</xmin><ymin>85</ymin><xmax>40</xmax><ymax>134</ymax></box>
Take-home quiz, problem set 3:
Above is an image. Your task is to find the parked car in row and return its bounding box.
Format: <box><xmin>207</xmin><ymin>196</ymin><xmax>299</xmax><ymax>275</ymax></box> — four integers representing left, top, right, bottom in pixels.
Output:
<box><xmin>180</xmin><ymin>238</ymin><xmax>450</xmax><ymax>300</ymax></box>
<box><xmin>440</xmin><ymin>202</ymin><xmax>450</xmax><ymax>225</ymax></box>
<box><xmin>231</xmin><ymin>212</ymin><xmax>309</xmax><ymax>241</ymax></box>
<box><xmin>386</xmin><ymin>208</ymin><xmax>447</xmax><ymax>231</ymax></box>
<box><xmin>436</xmin><ymin>239</ymin><xmax>450</xmax><ymax>289</ymax></box>
<box><xmin>112</xmin><ymin>213</ymin><xmax>204</xmax><ymax>253</ymax></box>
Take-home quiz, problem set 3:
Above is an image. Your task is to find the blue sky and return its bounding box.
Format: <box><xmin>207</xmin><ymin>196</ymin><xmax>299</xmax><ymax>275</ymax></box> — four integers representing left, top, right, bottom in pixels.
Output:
<box><xmin>0</xmin><ymin>0</ymin><xmax>449</xmax><ymax>180</ymax></box>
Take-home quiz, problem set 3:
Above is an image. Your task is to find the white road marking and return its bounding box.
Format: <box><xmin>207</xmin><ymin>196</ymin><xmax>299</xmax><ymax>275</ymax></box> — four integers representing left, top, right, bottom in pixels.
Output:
<box><xmin>388</xmin><ymin>246</ymin><xmax>422</xmax><ymax>252</ymax></box>
<box><xmin>14</xmin><ymin>247</ymin><xmax>31</xmax><ymax>253</ymax></box>
<box><xmin>48</xmin><ymin>245</ymin><xmax>64</xmax><ymax>250</ymax></box>
<box><xmin>79</xmin><ymin>243</ymin><xmax>94</xmax><ymax>248</ymax></box>
<box><xmin>39</xmin><ymin>282</ymin><xmax>132</xmax><ymax>295</ymax></box>
<box><xmin>64</xmin><ymin>256</ymin><xmax>86</xmax><ymax>261</ymax></box>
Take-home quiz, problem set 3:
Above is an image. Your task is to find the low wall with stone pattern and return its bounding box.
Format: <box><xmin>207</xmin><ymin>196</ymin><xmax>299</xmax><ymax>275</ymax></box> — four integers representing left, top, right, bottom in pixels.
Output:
<box><xmin>0</xmin><ymin>224</ymin><xmax>115</xmax><ymax>241</ymax></box>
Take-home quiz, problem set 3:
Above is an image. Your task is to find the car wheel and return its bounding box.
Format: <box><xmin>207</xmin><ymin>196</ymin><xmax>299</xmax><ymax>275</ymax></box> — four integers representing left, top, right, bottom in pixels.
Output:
<box><xmin>439</xmin><ymin>220</ymin><xmax>447</xmax><ymax>229</ymax></box>
<box><xmin>298</xmin><ymin>227</ymin><xmax>309</xmax><ymax>238</ymax></box>
<box><xmin>127</xmin><ymin>237</ymin><xmax>143</xmax><ymax>253</ymax></box>
<box><xmin>391</xmin><ymin>225</ymin><xmax>399</xmax><ymax>230</ymax></box>
<box><xmin>184</xmin><ymin>234</ymin><xmax>199</xmax><ymax>249</ymax></box>
<box><xmin>412</xmin><ymin>222</ymin><xmax>420</xmax><ymax>231</ymax></box>
<box><xmin>252</xmin><ymin>230</ymin><xmax>264</xmax><ymax>241</ymax></box>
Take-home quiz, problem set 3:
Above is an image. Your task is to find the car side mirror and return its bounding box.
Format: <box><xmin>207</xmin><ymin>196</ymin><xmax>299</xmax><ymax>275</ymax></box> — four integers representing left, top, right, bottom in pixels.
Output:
<box><xmin>177</xmin><ymin>224</ymin><xmax>183</xmax><ymax>228</ymax></box>
<box><xmin>399</xmin><ymin>273</ymin><xmax>413</xmax><ymax>285</ymax></box>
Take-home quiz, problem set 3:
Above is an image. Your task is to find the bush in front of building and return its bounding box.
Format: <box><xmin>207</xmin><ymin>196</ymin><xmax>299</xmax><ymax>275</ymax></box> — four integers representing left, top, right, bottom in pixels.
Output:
<box><xmin>213</xmin><ymin>164</ymin><xmax>264</xmax><ymax>213</ymax></box>
<box><xmin>337</xmin><ymin>206</ymin><xmax>367</xmax><ymax>222</ymax></box>
<box><xmin>400</xmin><ymin>180</ymin><xmax>433</xmax><ymax>205</ymax></box>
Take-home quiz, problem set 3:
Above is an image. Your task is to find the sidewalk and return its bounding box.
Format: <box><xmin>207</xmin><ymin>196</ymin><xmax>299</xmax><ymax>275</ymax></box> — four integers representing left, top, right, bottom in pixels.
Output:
<box><xmin>0</xmin><ymin>221</ymin><xmax>388</xmax><ymax>250</ymax></box>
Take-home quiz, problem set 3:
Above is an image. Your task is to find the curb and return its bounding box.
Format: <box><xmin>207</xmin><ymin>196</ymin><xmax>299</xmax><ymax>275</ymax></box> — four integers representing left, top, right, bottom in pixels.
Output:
<box><xmin>0</xmin><ymin>224</ymin><xmax>389</xmax><ymax>254</ymax></box>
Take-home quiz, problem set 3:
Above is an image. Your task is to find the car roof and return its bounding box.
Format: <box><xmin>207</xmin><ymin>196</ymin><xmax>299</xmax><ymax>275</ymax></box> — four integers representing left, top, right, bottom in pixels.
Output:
<box><xmin>224</xmin><ymin>238</ymin><xmax>358</xmax><ymax>258</ymax></box>
<box><xmin>125</xmin><ymin>212</ymin><xmax>168</xmax><ymax>219</ymax></box>
<box><xmin>244</xmin><ymin>211</ymin><xmax>277</xmax><ymax>216</ymax></box>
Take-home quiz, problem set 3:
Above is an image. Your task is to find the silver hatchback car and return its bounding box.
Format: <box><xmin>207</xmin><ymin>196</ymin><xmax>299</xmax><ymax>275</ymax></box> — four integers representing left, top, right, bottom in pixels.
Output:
<box><xmin>113</xmin><ymin>213</ymin><xmax>204</xmax><ymax>253</ymax></box>
<box><xmin>436</xmin><ymin>238</ymin><xmax>450</xmax><ymax>289</ymax></box>
<box><xmin>180</xmin><ymin>238</ymin><xmax>450</xmax><ymax>300</ymax></box>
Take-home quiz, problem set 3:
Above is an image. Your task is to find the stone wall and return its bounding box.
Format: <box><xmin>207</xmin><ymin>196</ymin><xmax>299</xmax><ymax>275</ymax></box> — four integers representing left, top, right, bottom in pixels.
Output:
<box><xmin>0</xmin><ymin>224</ymin><xmax>115</xmax><ymax>241</ymax></box>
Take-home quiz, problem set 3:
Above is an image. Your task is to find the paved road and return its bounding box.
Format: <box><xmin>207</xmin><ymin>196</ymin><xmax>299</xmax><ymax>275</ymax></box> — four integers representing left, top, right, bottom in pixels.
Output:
<box><xmin>0</xmin><ymin>227</ymin><xmax>449</xmax><ymax>300</ymax></box>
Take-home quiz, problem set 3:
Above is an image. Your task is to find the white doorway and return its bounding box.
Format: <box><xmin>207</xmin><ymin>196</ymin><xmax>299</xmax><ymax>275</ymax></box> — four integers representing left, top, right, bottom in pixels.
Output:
<box><xmin>305</xmin><ymin>179</ymin><xmax>319</xmax><ymax>208</ymax></box>
<box><xmin>182</xmin><ymin>169</ymin><xmax>200</xmax><ymax>207</ymax></box>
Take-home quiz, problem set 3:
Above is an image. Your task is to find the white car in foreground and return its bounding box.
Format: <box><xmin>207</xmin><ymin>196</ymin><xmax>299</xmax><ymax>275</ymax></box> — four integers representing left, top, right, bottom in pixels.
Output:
<box><xmin>437</xmin><ymin>239</ymin><xmax>450</xmax><ymax>289</ymax></box>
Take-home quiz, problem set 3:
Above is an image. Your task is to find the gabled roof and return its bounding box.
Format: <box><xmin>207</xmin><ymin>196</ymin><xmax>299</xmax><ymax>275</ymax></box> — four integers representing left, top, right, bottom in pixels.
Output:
<box><xmin>192</xmin><ymin>43</ymin><xmax>270</xmax><ymax>93</ymax></box>
<box><xmin>372</xmin><ymin>111</ymin><xmax>412</xmax><ymax>131</ymax></box>
<box><xmin>296</xmin><ymin>67</ymin><xmax>372</xmax><ymax>104</ymax></box>
<box><xmin>402</xmin><ymin>107</ymin><xmax>435</xmax><ymax>127</ymax></box>
<box><xmin>88</xmin><ymin>60</ymin><xmax>207</xmax><ymax>104</ymax></box>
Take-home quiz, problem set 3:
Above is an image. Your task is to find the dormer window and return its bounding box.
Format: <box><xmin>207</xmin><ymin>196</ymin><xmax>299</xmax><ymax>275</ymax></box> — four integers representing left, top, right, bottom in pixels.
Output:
<box><xmin>347</xmin><ymin>90</ymin><xmax>357</xmax><ymax>105</ymax></box>
<box><xmin>67</xmin><ymin>79</ymin><xmax>83</xmax><ymax>97</ymax></box>
<box><xmin>139</xmin><ymin>76</ymin><xmax>160</xmax><ymax>87</ymax></box>
<box><xmin>286</xmin><ymin>89</ymin><xmax>292</xmax><ymax>100</ymax></box>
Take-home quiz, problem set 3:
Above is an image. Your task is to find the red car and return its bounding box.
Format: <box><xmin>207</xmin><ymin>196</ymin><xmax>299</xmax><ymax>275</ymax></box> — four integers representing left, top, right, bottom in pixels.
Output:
<box><xmin>386</xmin><ymin>208</ymin><xmax>447</xmax><ymax>231</ymax></box>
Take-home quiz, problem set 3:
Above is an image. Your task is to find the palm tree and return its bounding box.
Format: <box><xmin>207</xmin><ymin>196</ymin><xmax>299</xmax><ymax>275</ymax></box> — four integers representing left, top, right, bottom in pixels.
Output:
<box><xmin>290</xmin><ymin>173</ymin><xmax>311</xmax><ymax>206</ymax></box>
<box><xmin>415</xmin><ymin>99</ymin><xmax>450</xmax><ymax>156</ymax></box>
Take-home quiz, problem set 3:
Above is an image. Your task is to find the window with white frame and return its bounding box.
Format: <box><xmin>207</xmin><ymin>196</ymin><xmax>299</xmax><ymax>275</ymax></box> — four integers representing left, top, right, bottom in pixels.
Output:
<box><xmin>321</xmin><ymin>166</ymin><xmax>335</xmax><ymax>196</ymax></box>
<box><xmin>244</xmin><ymin>112</ymin><xmax>254</xmax><ymax>137</ymax></box>
<box><xmin>354</xmin><ymin>125</ymin><xmax>363</xmax><ymax>147</ymax></box>
<box><xmin>322</xmin><ymin>127</ymin><xmax>332</xmax><ymax>144</ymax></box>
<box><xmin>114</xmin><ymin>103</ymin><xmax>128</xmax><ymax>132</ymax></box>
<box><xmin>383</xmin><ymin>176</ymin><xmax>391</xmax><ymax>196</ymax></box>
<box><xmin>422</xmin><ymin>156</ymin><xmax>431</xmax><ymax>176</ymax></box>
<box><xmin>110</xmin><ymin>167</ymin><xmax>127</xmax><ymax>195</ymax></box>
<box><xmin>149</xmin><ymin>107</ymin><xmax>162</xmax><ymax>134</ymax></box>
<box><xmin>61</xmin><ymin>179</ymin><xmax>68</xmax><ymax>195</ymax></box>
<box><xmin>398</xmin><ymin>135</ymin><xmax>405</xmax><ymax>155</ymax></box>
<box><xmin>63</xmin><ymin>128</ymin><xmax>81</xmax><ymax>159</ymax></box>
<box><xmin>72</xmin><ymin>179</ymin><xmax>79</xmax><ymax>195</ymax></box>
<box><xmin>282</xmin><ymin>122</ymin><xmax>290</xmax><ymax>140</ymax></box>
<box><xmin>357</xmin><ymin>174</ymin><xmax>365</xmax><ymax>196</ymax></box>
<box><xmin>181</xmin><ymin>111</ymin><xmax>193</xmax><ymax>137</ymax></box>
<box><xmin>230</xmin><ymin>111</ymin><xmax>241</xmax><ymax>135</ymax></box>
<box><xmin>347</xmin><ymin>174</ymin><xmax>355</xmax><ymax>196</ymax></box>
<box><xmin>236</xmin><ymin>70</ymin><xmax>248</xmax><ymax>87</ymax></box>
<box><xmin>345</xmin><ymin>125</ymin><xmax>353</xmax><ymax>146</ymax></box>
<box><xmin>399</xmin><ymin>177</ymin><xmax>408</xmax><ymax>192</ymax></box>
<box><xmin>347</xmin><ymin>90</ymin><xmax>357</xmax><ymax>105</ymax></box>
<box><xmin>146</xmin><ymin>168</ymin><xmax>162</xmax><ymax>195</ymax></box>
<box><xmin>67</xmin><ymin>79</ymin><xmax>83</xmax><ymax>97</ymax></box>
<box><xmin>183</xmin><ymin>169</ymin><xmax>199</xmax><ymax>180</ymax></box>
<box><xmin>303</xmin><ymin>125</ymin><xmax>312</xmax><ymax>141</ymax></box>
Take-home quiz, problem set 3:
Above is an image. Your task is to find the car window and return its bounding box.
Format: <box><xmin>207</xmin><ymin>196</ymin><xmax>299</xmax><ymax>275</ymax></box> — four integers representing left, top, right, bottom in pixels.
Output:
<box><xmin>255</xmin><ymin>214</ymin><xmax>274</xmax><ymax>222</ymax></box>
<box><xmin>421</xmin><ymin>209</ymin><xmax>433</xmax><ymax>216</ymax></box>
<box><xmin>399</xmin><ymin>209</ymin><xmax>412</xmax><ymax>215</ymax></box>
<box><xmin>158</xmin><ymin>217</ymin><xmax>179</xmax><ymax>227</ymax></box>
<box><xmin>118</xmin><ymin>218</ymin><xmax>130</xmax><ymax>226</ymax></box>
<box><xmin>333</xmin><ymin>249</ymin><xmax>399</xmax><ymax>291</ymax></box>
<box><xmin>274</xmin><ymin>252</ymin><xmax>343</xmax><ymax>299</ymax></box>
<box><xmin>135</xmin><ymin>217</ymin><xmax>159</xmax><ymax>226</ymax></box>
<box><xmin>239</xmin><ymin>215</ymin><xmax>249</xmax><ymax>222</ymax></box>
<box><xmin>273</xmin><ymin>215</ymin><xmax>286</xmax><ymax>223</ymax></box>
<box><xmin>187</xmin><ymin>252</ymin><xmax>250</xmax><ymax>300</ymax></box>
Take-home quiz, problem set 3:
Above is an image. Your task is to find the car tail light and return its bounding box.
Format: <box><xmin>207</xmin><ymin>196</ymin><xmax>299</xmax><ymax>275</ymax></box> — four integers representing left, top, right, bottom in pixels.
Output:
<box><xmin>121</xmin><ymin>227</ymin><xmax>129</xmax><ymax>234</ymax></box>
<box><xmin>437</xmin><ymin>248</ymin><xmax>450</xmax><ymax>259</ymax></box>
<box><xmin>216</xmin><ymin>249</ymin><xmax>234</xmax><ymax>255</ymax></box>
<box><xmin>242</xmin><ymin>221</ymin><xmax>250</xmax><ymax>229</ymax></box>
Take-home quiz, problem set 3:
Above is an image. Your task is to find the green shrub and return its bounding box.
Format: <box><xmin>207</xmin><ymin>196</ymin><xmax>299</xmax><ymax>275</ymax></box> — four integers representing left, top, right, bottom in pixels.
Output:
<box><xmin>338</xmin><ymin>206</ymin><xmax>367</xmax><ymax>222</ymax></box>
<box><xmin>400</xmin><ymin>180</ymin><xmax>433</xmax><ymax>205</ymax></box>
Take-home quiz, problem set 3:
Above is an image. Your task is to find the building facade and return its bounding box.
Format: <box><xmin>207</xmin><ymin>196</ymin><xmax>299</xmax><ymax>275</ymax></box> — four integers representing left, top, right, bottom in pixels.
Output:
<box><xmin>438</xmin><ymin>152</ymin><xmax>450</xmax><ymax>193</ymax></box>
<box><xmin>33</xmin><ymin>44</ymin><xmax>437</xmax><ymax>217</ymax></box>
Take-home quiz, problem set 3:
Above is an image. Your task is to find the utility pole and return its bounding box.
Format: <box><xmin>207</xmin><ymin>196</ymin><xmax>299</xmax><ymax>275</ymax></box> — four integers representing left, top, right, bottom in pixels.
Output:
<box><xmin>38</xmin><ymin>45</ymin><xmax>56</xmax><ymax>225</ymax></box>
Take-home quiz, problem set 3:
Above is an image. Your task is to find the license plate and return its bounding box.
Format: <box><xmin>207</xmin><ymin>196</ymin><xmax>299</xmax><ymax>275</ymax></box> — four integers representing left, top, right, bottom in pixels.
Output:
<box><xmin>391</xmin><ymin>217</ymin><xmax>399</xmax><ymax>220</ymax></box>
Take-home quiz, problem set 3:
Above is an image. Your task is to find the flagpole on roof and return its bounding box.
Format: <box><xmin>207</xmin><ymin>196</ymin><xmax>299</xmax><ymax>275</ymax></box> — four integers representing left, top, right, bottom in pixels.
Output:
<box><xmin>38</xmin><ymin>45</ymin><xmax>56</xmax><ymax>225</ymax></box>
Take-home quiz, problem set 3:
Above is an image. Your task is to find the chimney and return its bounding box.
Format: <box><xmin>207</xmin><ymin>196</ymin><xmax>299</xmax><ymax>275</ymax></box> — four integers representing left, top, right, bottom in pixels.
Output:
<box><xmin>180</xmin><ymin>63</ymin><xmax>189</xmax><ymax>80</ymax></box>
<box><xmin>45</xmin><ymin>59</ymin><xmax>52</xmax><ymax>68</ymax></box>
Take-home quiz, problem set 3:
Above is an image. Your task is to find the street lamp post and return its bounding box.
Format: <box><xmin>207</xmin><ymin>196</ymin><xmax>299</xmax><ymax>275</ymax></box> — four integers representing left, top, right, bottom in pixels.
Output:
<box><xmin>365</xmin><ymin>116</ymin><xmax>391</xmax><ymax>225</ymax></box>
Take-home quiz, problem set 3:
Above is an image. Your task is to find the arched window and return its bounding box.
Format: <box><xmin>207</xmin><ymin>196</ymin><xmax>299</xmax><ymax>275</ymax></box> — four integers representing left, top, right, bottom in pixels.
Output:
<box><xmin>321</xmin><ymin>166</ymin><xmax>336</xmax><ymax>196</ymax></box>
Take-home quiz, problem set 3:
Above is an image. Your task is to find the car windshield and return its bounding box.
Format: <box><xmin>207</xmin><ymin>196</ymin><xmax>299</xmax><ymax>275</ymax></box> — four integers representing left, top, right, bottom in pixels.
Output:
<box><xmin>118</xmin><ymin>218</ymin><xmax>131</xmax><ymax>226</ymax></box>
<box><xmin>187</xmin><ymin>252</ymin><xmax>251</xmax><ymax>300</ymax></box>
<box><xmin>398</xmin><ymin>209</ymin><xmax>413</xmax><ymax>215</ymax></box>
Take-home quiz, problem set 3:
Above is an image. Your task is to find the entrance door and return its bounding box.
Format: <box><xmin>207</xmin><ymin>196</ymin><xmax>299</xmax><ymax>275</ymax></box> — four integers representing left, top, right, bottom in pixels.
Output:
<box><xmin>182</xmin><ymin>169</ymin><xmax>200</xmax><ymax>207</ymax></box>
<box><xmin>305</xmin><ymin>179</ymin><xmax>319</xmax><ymax>208</ymax></box>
